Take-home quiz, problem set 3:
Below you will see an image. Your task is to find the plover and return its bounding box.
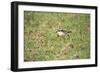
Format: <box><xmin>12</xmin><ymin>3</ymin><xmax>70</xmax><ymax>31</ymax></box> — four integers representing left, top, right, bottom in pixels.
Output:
<box><xmin>56</xmin><ymin>29</ymin><xmax>72</xmax><ymax>37</ymax></box>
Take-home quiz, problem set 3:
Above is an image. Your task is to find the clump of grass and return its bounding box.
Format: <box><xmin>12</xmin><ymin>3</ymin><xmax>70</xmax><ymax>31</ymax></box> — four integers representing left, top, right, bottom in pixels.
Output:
<box><xmin>24</xmin><ymin>11</ymin><xmax>90</xmax><ymax>61</ymax></box>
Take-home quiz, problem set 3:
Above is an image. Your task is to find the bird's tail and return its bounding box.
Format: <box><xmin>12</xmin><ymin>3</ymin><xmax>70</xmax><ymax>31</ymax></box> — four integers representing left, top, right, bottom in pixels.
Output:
<box><xmin>66</xmin><ymin>31</ymin><xmax>72</xmax><ymax>34</ymax></box>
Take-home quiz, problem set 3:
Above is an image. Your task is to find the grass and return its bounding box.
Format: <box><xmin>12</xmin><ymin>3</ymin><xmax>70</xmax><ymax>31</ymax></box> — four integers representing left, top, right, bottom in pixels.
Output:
<box><xmin>24</xmin><ymin>11</ymin><xmax>90</xmax><ymax>61</ymax></box>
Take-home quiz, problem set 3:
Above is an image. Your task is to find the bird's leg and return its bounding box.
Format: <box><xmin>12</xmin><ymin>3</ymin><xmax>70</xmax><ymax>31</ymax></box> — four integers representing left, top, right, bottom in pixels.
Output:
<box><xmin>57</xmin><ymin>34</ymin><xmax>59</xmax><ymax>37</ymax></box>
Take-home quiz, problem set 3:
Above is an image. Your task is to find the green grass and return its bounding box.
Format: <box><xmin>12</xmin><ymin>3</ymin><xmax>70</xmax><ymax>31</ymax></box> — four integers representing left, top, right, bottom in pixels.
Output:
<box><xmin>24</xmin><ymin>11</ymin><xmax>90</xmax><ymax>61</ymax></box>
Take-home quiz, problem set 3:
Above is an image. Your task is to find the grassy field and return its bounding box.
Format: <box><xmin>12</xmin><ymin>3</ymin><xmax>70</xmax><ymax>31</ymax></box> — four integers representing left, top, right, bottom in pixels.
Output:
<box><xmin>24</xmin><ymin>11</ymin><xmax>90</xmax><ymax>61</ymax></box>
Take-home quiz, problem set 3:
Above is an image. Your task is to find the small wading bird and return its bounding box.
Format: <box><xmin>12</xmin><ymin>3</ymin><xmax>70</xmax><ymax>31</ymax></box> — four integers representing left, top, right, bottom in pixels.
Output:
<box><xmin>56</xmin><ymin>29</ymin><xmax>72</xmax><ymax>37</ymax></box>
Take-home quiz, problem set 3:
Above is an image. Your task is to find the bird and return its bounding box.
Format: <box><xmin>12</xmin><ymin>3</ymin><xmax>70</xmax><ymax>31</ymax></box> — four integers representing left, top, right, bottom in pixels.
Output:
<box><xmin>56</xmin><ymin>29</ymin><xmax>72</xmax><ymax>37</ymax></box>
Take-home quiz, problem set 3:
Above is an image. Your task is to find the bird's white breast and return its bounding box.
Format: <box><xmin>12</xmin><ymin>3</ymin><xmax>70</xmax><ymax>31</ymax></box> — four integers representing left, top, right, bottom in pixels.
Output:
<box><xmin>57</xmin><ymin>31</ymin><xmax>65</xmax><ymax>36</ymax></box>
